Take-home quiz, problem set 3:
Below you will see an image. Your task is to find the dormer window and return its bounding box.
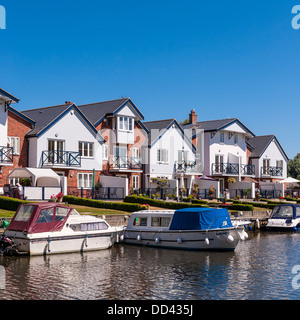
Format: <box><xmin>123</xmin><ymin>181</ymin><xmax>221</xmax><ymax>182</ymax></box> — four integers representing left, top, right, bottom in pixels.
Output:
<box><xmin>118</xmin><ymin>116</ymin><xmax>133</xmax><ymax>132</ymax></box>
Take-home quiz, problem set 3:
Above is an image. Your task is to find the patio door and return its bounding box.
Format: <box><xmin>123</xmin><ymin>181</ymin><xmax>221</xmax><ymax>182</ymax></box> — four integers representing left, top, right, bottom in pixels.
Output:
<box><xmin>48</xmin><ymin>140</ymin><xmax>64</xmax><ymax>164</ymax></box>
<box><xmin>263</xmin><ymin>159</ymin><xmax>270</xmax><ymax>175</ymax></box>
<box><xmin>215</xmin><ymin>155</ymin><xmax>224</xmax><ymax>173</ymax></box>
<box><xmin>113</xmin><ymin>146</ymin><xmax>127</xmax><ymax>168</ymax></box>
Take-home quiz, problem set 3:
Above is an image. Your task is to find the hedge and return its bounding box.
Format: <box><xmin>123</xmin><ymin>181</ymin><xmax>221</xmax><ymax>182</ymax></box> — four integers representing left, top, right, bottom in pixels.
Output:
<box><xmin>233</xmin><ymin>200</ymin><xmax>277</xmax><ymax>210</ymax></box>
<box><xmin>63</xmin><ymin>195</ymin><xmax>142</xmax><ymax>212</ymax></box>
<box><xmin>0</xmin><ymin>196</ymin><xmax>32</xmax><ymax>211</ymax></box>
<box><xmin>124</xmin><ymin>195</ymin><xmax>210</xmax><ymax>210</ymax></box>
<box><xmin>123</xmin><ymin>195</ymin><xmax>255</xmax><ymax>211</ymax></box>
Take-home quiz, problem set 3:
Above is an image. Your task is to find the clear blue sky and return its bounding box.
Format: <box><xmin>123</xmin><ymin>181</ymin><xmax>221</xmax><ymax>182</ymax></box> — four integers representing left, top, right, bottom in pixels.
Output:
<box><xmin>1</xmin><ymin>0</ymin><xmax>299</xmax><ymax>159</ymax></box>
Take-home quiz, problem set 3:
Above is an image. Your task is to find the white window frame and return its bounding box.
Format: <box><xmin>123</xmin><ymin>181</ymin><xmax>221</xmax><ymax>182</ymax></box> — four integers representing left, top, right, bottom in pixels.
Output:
<box><xmin>102</xmin><ymin>145</ymin><xmax>108</xmax><ymax>160</ymax></box>
<box><xmin>220</xmin><ymin>132</ymin><xmax>224</xmax><ymax>144</ymax></box>
<box><xmin>157</xmin><ymin>149</ymin><xmax>169</xmax><ymax>163</ymax></box>
<box><xmin>118</xmin><ymin>116</ymin><xmax>134</xmax><ymax>132</ymax></box>
<box><xmin>132</xmin><ymin>175</ymin><xmax>139</xmax><ymax>189</ymax></box>
<box><xmin>132</xmin><ymin>147</ymin><xmax>139</xmax><ymax>159</ymax></box>
<box><xmin>79</xmin><ymin>141</ymin><xmax>94</xmax><ymax>158</ymax></box>
<box><xmin>78</xmin><ymin>173</ymin><xmax>93</xmax><ymax>189</ymax></box>
<box><xmin>233</xmin><ymin>134</ymin><xmax>238</xmax><ymax>145</ymax></box>
<box><xmin>8</xmin><ymin>137</ymin><xmax>20</xmax><ymax>155</ymax></box>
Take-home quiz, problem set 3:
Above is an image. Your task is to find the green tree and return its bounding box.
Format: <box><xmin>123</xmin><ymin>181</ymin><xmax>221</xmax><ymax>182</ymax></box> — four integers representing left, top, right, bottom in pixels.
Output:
<box><xmin>288</xmin><ymin>153</ymin><xmax>300</xmax><ymax>180</ymax></box>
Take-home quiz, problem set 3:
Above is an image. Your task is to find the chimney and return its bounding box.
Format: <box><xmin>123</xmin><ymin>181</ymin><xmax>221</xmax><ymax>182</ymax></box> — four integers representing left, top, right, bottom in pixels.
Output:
<box><xmin>189</xmin><ymin>109</ymin><xmax>197</xmax><ymax>124</ymax></box>
<box><xmin>65</xmin><ymin>101</ymin><xmax>72</xmax><ymax>104</ymax></box>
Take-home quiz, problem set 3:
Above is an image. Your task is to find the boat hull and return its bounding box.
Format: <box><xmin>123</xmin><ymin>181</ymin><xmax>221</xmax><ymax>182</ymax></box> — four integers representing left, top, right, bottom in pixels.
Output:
<box><xmin>266</xmin><ymin>218</ymin><xmax>300</xmax><ymax>232</ymax></box>
<box><xmin>122</xmin><ymin>227</ymin><xmax>245</xmax><ymax>251</ymax></box>
<box><xmin>4</xmin><ymin>230</ymin><xmax>120</xmax><ymax>255</ymax></box>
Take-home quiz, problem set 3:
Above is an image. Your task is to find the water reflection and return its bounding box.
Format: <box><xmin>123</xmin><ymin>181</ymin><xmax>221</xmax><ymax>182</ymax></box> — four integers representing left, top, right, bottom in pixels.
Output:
<box><xmin>0</xmin><ymin>232</ymin><xmax>299</xmax><ymax>300</ymax></box>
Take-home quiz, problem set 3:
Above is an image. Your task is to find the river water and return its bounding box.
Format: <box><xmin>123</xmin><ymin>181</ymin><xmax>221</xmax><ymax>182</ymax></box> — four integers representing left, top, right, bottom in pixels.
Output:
<box><xmin>0</xmin><ymin>231</ymin><xmax>299</xmax><ymax>300</ymax></box>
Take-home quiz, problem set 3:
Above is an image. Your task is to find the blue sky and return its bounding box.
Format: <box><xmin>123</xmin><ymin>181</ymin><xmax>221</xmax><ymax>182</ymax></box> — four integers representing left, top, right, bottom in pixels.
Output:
<box><xmin>1</xmin><ymin>0</ymin><xmax>299</xmax><ymax>159</ymax></box>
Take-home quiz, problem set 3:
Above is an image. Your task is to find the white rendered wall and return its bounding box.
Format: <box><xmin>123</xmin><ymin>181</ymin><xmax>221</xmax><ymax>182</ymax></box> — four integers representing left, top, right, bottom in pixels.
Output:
<box><xmin>0</xmin><ymin>99</ymin><xmax>7</xmax><ymax>146</ymax></box>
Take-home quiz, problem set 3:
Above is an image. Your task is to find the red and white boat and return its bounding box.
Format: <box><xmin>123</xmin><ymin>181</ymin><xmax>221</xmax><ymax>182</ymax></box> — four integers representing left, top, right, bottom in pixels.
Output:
<box><xmin>1</xmin><ymin>202</ymin><xmax>122</xmax><ymax>255</ymax></box>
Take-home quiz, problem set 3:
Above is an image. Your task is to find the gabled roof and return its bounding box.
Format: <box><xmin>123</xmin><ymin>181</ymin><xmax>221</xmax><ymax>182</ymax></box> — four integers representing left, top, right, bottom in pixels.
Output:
<box><xmin>0</xmin><ymin>88</ymin><xmax>20</xmax><ymax>103</ymax></box>
<box><xmin>143</xmin><ymin>118</ymin><xmax>196</xmax><ymax>151</ymax></box>
<box><xmin>22</xmin><ymin>103</ymin><xmax>104</xmax><ymax>141</ymax></box>
<box><xmin>78</xmin><ymin>98</ymin><xmax>144</xmax><ymax>126</ymax></box>
<box><xmin>8</xmin><ymin>105</ymin><xmax>36</xmax><ymax>126</ymax></box>
<box><xmin>247</xmin><ymin>135</ymin><xmax>289</xmax><ymax>161</ymax></box>
<box><xmin>183</xmin><ymin>118</ymin><xmax>255</xmax><ymax>138</ymax></box>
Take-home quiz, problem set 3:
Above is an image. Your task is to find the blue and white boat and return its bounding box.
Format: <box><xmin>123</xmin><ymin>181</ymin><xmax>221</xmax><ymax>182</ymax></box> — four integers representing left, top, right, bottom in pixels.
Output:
<box><xmin>266</xmin><ymin>204</ymin><xmax>300</xmax><ymax>231</ymax></box>
<box><xmin>121</xmin><ymin>208</ymin><xmax>248</xmax><ymax>251</ymax></box>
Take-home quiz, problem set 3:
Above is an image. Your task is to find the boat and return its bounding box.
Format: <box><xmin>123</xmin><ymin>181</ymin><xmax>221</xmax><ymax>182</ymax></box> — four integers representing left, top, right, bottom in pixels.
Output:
<box><xmin>121</xmin><ymin>207</ymin><xmax>248</xmax><ymax>251</ymax></box>
<box><xmin>0</xmin><ymin>202</ymin><xmax>123</xmax><ymax>255</ymax></box>
<box><xmin>266</xmin><ymin>204</ymin><xmax>300</xmax><ymax>231</ymax></box>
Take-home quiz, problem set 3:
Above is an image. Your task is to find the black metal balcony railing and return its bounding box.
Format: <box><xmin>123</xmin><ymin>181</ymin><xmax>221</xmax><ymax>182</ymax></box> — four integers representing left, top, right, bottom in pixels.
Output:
<box><xmin>0</xmin><ymin>147</ymin><xmax>13</xmax><ymax>164</ymax></box>
<box><xmin>241</xmin><ymin>164</ymin><xmax>255</xmax><ymax>176</ymax></box>
<box><xmin>42</xmin><ymin>150</ymin><xmax>81</xmax><ymax>167</ymax></box>
<box><xmin>175</xmin><ymin>161</ymin><xmax>202</xmax><ymax>174</ymax></box>
<box><xmin>212</xmin><ymin>163</ymin><xmax>255</xmax><ymax>176</ymax></box>
<box><xmin>108</xmin><ymin>157</ymin><xmax>142</xmax><ymax>170</ymax></box>
<box><xmin>261</xmin><ymin>166</ymin><xmax>283</xmax><ymax>177</ymax></box>
<box><xmin>212</xmin><ymin>163</ymin><xmax>239</xmax><ymax>175</ymax></box>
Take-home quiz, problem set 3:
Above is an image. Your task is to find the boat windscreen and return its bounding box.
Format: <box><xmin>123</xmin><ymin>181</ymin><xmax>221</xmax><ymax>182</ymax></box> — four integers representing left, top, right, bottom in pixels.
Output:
<box><xmin>271</xmin><ymin>206</ymin><xmax>293</xmax><ymax>219</ymax></box>
<box><xmin>14</xmin><ymin>205</ymin><xmax>36</xmax><ymax>222</ymax></box>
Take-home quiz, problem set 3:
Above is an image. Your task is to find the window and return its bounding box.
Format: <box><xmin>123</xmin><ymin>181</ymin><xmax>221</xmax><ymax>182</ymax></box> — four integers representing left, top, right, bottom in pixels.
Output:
<box><xmin>55</xmin><ymin>207</ymin><xmax>70</xmax><ymax>222</ymax></box>
<box><xmin>271</xmin><ymin>206</ymin><xmax>293</xmax><ymax>218</ymax></box>
<box><xmin>118</xmin><ymin>116</ymin><xmax>134</xmax><ymax>131</ymax></box>
<box><xmin>9</xmin><ymin>177</ymin><xmax>19</xmax><ymax>186</ymax></box>
<box><xmin>81</xmin><ymin>222</ymin><xmax>108</xmax><ymax>231</ymax></box>
<box><xmin>220</xmin><ymin>132</ymin><xmax>224</xmax><ymax>143</ymax></box>
<box><xmin>48</xmin><ymin>139</ymin><xmax>65</xmax><ymax>164</ymax></box>
<box><xmin>132</xmin><ymin>147</ymin><xmax>139</xmax><ymax>159</ymax></box>
<box><xmin>133</xmin><ymin>217</ymin><xmax>148</xmax><ymax>226</ymax></box>
<box><xmin>37</xmin><ymin>208</ymin><xmax>54</xmax><ymax>224</ymax></box>
<box><xmin>103</xmin><ymin>145</ymin><xmax>108</xmax><ymax>160</ymax></box>
<box><xmin>276</xmin><ymin>160</ymin><xmax>283</xmax><ymax>168</ymax></box>
<box><xmin>178</xmin><ymin>150</ymin><xmax>188</xmax><ymax>162</ymax></box>
<box><xmin>233</xmin><ymin>134</ymin><xmax>238</xmax><ymax>145</ymax></box>
<box><xmin>79</xmin><ymin>141</ymin><xmax>93</xmax><ymax>158</ymax></box>
<box><xmin>132</xmin><ymin>175</ymin><xmax>139</xmax><ymax>189</ymax></box>
<box><xmin>151</xmin><ymin>217</ymin><xmax>171</xmax><ymax>227</ymax></box>
<box><xmin>78</xmin><ymin>173</ymin><xmax>93</xmax><ymax>188</ymax></box>
<box><xmin>215</xmin><ymin>155</ymin><xmax>224</xmax><ymax>173</ymax></box>
<box><xmin>157</xmin><ymin>149</ymin><xmax>168</xmax><ymax>163</ymax></box>
<box><xmin>263</xmin><ymin>159</ymin><xmax>270</xmax><ymax>174</ymax></box>
<box><xmin>8</xmin><ymin>137</ymin><xmax>20</xmax><ymax>155</ymax></box>
<box><xmin>14</xmin><ymin>205</ymin><xmax>35</xmax><ymax>222</ymax></box>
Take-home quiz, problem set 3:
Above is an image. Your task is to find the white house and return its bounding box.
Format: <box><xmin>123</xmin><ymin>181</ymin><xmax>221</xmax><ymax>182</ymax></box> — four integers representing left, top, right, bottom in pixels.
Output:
<box><xmin>22</xmin><ymin>102</ymin><xmax>105</xmax><ymax>190</ymax></box>
<box><xmin>143</xmin><ymin>118</ymin><xmax>202</xmax><ymax>196</ymax></box>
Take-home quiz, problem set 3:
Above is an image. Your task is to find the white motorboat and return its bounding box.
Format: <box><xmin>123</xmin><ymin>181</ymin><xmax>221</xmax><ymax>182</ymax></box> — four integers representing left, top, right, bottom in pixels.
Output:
<box><xmin>121</xmin><ymin>207</ymin><xmax>248</xmax><ymax>251</ymax></box>
<box><xmin>1</xmin><ymin>202</ymin><xmax>123</xmax><ymax>255</ymax></box>
<box><xmin>266</xmin><ymin>204</ymin><xmax>300</xmax><ymax>231</ymax></box>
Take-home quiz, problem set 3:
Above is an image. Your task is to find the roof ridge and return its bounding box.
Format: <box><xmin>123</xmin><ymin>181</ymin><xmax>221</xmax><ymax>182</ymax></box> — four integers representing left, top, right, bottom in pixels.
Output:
<box><xmin>143</xmin><ymin>118</ymin><xmax>175</xmax><ymax>124</ymax></box>
<box><xmin>22</xmin><ymin>103</ymin><xmax>73</xmax><ymax>113</ymax></box>
<box><xmin>78</xmin><ymin>98</ymin><xmax>129</xmax><ymax>107</ymax></box>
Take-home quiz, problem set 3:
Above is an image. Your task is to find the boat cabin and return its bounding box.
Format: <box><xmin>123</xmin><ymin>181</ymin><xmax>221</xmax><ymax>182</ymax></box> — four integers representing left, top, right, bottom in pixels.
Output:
<box><xmin>7</xmin><ymin>203</ymin><xmax>77</xmax><ymax>234</ymax></box>
<box><xmin>128</xmin><ymin>208</ymin><xmax>233</xmax><ymax>230</ymax></box>
<box><xmin>270</xmin><ymin>204</ymin><xmax>300</xmax><ymax>221</ymax></box>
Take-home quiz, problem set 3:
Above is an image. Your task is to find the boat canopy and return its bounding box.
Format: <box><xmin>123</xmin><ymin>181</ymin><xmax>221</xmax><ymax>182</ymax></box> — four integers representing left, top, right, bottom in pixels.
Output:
<box><xmin>7</xmin><ymin>203</ymin><xmax>73</xmax><ymax>234</ymax></box>
<box><xmin>169</xmin><ymin>208</ymin><xmax>233</xmax><ymax>230</ymax></box>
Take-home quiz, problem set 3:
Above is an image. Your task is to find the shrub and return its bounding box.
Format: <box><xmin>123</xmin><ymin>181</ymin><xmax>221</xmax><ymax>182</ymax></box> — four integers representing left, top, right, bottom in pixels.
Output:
<box><xmin>124</xmin><ymin>195</ymin><xmax>209</xmax><ymax>210</ymax></box>
<box><xmin>0</xmin><ymin>196</ymin><xmax>32</xmax><ymax>211</ymax></box>
<box><xmin>63</xmin><ymin>195</ymin><xmax>142</xmax><ymax>212</ymax></box>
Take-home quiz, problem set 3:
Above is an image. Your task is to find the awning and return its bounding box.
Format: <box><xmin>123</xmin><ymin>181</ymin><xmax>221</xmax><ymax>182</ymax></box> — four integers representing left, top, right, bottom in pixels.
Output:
<box><xmin>7</xmin><ymin>168</ymin><xmax>61</xmax><ymax>187</ymax></box>
<box><xmin>278</xmin><ymin>177</ymin><xmax>300</xmax><ymax>184</ymax></box>
<box><xmin>195</xmin><ymin>175</ymin><xmax>217</xmax><ymax>181</ymax></box>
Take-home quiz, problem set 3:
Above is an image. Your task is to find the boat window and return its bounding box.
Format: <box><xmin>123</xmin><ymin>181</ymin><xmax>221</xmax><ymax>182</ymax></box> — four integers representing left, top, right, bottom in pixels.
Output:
<box><xmin>133</xmin><ymin>217</ymin><xmax>148</xmax><ymax>227</ymax></box>
<box><xmin>37</xmin><ymin>208</ymin><xmax>54</xmax><ymax>223</ymax></box>
<box><xmin>14</xmin><ymin>205</ymin><xmax>35</xmax><ymax>222</ymax></box>
<box><xmin>55</xmin><ymin>207</ymin><xmax>70</xmax><ymax>221</ymax></box>
<box><xmin>296</xmin><ymin>207</ymin><xmax>300</xmax><ymax>218</ymax></box>
<box><xmin>70</xmin><ymin>209</ymin><xmax>80</xmax><ymax>216</ymax></box>
<box><xmin>81</xmin><ymin>222</ymin><xmax>108</xmax><ymax>231</ymax></box>
<box><xmin>271</xmin><ymin>206</ymin><xmax>293</xmax><ymax>218</ymax></box>
<box><xmin>151</xmin><ymin>217</ymin><xmax>171</xmax><ymax>227</ymax></box>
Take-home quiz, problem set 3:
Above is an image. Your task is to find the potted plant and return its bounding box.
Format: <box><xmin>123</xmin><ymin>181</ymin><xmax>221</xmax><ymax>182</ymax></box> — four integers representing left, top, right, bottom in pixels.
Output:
<box><xmin>56</xmin><ymin>192</ymin><xmax>64</xmax><ymax>202</ymax></box>
<box><xmin>139</xmin><ymin>204</ymin><xmax>150</xmax><ymax>210</ymax></box>
<box><xmin>208</xmin><ymin>186</ymin><xmax>215</xmax><ymax>200</ymax></box>
<box><xmin>49</xmin><ymin>194</ymin><xmax>56</xmax><ymax>202</ymax></box>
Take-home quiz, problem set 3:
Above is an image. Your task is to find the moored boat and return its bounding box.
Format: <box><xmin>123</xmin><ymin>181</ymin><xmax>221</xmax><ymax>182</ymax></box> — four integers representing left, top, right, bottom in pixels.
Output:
<box><xmin>121</xmin><ymin>207</ymin><xmax>248</xmax><ymax>251</ymax></box>
<box><xmin>1</xmin><ymin>202</ymin><xmax>123</xmax><ymax>255</ymax></box>
<box><xmin>266</xmin><ymin>204</ymin><xmax>300</xmax><ymax>231</ymax></box>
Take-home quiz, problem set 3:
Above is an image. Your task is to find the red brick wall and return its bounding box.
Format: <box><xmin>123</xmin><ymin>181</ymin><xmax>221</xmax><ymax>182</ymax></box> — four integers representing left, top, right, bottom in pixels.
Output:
<box><xmin>0</xmin><ymin>110</ymin><xmax>32</xmax><ymax>186</ymax></box>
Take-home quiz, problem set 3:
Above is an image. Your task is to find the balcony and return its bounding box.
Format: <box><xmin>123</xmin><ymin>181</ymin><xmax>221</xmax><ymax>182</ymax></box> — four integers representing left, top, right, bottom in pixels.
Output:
<box><xmin>108</xmin><ymin>157</ymin><xmax>142</xmax><ymax>171</ymax></box>
<box><xmin>261</xmin><ymin>166</ymin><xmax>283</xmax><ymax>177</ymax></box>
<box><xmin>42</xmin><ymin>150</ymin><xmax>81</xmax><ymax>167</ymax></box>
<box><xmin>212</xmin><ymin>163</ymin><xmax>255</xmax><ymax>176</ymax></box>
<box><xmin>0</xmin><ymin>147</ymin><xmax>13</xmax><ymax>164</ymax></box>
<box><xmin>174</xmin><ymin>161</ymin><xmax>202</xmax><ymax>174</ymax></box>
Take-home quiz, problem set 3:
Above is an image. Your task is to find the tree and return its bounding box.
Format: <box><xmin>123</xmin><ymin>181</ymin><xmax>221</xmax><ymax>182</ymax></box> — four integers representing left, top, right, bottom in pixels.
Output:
<box><xmin>288</xmin><ymin>153</ymin><xmax>300</xmax><ymax>180</ymax></box>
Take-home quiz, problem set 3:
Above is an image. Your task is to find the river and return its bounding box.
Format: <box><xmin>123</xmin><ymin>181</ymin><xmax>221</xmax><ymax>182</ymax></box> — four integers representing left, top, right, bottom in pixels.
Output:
<box><xmin>0</xmin><ymin>231</ymin><xmax>299</xmax><ymax>300</ymax></box>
